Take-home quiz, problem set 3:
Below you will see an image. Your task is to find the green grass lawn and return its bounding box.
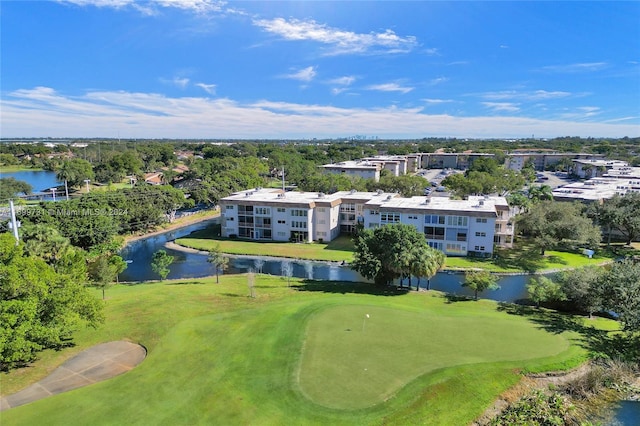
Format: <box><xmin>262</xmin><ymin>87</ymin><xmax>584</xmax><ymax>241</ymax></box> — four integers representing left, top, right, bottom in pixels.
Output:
<box><xmin>177</xmin><ymin>227</ymin><xmax>616</xmax><ymax>273</ymax></box>
<box><xmin>176</xmin><ymin>228</ymin><xmax>356</xmax><ymax>262</ymax></box>
<box><xmin>444</xmin><ymin>248</ymin><xmax>613</xmax><ymax>273</ymax></box>
<box><xmin>0</xmin><ymin>165</ymin><xmax>44</xmax><ymax>173</ymax></box>
<box><xmin>1</xmin><ymin>276</ymin><xmax>619</xmax><ymax>425</ymax></box>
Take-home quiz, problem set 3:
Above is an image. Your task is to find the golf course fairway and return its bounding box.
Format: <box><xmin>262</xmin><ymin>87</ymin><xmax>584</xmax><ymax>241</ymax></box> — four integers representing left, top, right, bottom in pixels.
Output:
<box><xmin>1</xmin><ymin>276</ymin><xmax>605</xmax><ymax>425</ymax></box>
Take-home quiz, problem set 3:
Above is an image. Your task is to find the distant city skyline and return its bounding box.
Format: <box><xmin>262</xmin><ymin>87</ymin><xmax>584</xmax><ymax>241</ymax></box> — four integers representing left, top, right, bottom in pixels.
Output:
<box><xmin>2</xmin><ymin>1</ymin><xmax>639</xmax><ymax>139</ymax></box>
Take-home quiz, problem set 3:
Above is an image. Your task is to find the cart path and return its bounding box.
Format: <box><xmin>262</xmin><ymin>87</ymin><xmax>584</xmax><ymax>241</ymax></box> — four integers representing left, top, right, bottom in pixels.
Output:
<box><xmin>1</xmin><ymin>341</ymin><xmax>146</xmax><ymax>411</ymax></box>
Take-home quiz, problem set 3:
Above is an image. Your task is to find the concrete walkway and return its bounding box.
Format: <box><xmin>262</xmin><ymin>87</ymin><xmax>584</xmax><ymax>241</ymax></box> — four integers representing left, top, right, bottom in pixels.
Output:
<box><xmin>1</xmin><ymin>341</ymin><xmax>146</xmax><ymax>411</ymax></box>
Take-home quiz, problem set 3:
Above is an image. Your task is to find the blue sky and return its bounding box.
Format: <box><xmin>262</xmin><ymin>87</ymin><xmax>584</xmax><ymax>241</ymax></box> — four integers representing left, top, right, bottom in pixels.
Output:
<box><xmin>2</xmin><ymin>1</ymin><xmax>639</xmax><ymax>139</ymax></box>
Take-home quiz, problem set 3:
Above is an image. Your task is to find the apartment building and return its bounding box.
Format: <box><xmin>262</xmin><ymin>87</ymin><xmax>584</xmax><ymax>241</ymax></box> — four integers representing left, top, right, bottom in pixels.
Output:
<box><xmin>220</xmin><ymin>188</ymin><xmax>515</xmax><ymax>256</ymax></box>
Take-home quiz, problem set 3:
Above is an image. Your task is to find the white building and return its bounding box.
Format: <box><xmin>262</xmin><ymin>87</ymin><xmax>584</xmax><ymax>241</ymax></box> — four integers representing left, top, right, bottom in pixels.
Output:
<box><xmin>571</xmin><ymin>159</ymin><xmax>630</xmax><ymax>179</ymax></box>
<box><xmin>552</xmin><ymin>177</ymin><xmax>640</xmax><ymax>203</ymax></box>
<box><xmin>320</xmin><ymin>161</ymin><xmax>382</xmax><ymax>181</ymax></box>
<box><xmin>220</xmin><ymin>188</ymin><xmax>515</xmax><ymax>256</ymax></box>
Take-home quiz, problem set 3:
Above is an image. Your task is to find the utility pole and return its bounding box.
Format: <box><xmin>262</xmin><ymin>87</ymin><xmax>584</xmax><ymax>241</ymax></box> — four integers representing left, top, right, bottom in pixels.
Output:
<box><xmin>64</xmin><ymin>179</ymin><xmax>69</xmax><ymax>201</ymax></box>
<box><xmin>9</xmin><ymin>199</ymin><xmax>20</xmax><ymax>245</ymax></box>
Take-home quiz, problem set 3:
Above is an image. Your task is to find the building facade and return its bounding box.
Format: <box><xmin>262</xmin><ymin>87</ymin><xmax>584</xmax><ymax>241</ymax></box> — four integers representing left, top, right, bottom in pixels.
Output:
<box><xmin>220</xmin><ymin>188</ymin><xmax>515</xmax><ymax>256</ymax></box>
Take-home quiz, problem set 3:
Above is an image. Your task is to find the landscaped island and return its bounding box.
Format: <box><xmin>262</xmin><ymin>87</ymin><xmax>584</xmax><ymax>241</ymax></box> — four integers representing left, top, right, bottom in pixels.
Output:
<box><xmin>1</xmin><ymin>275</ymin><xmax>619</xmax><ymax>425</ymax></box>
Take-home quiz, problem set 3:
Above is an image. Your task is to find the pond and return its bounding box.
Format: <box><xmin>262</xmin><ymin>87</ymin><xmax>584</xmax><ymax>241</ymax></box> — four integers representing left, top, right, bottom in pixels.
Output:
<box><xmin>605</xmin><ymin>400</ymin><xmax>640</xmax><ymax>426</ymax></box>
<box><xmin>120</xmin><ymin>219</ymin><xmax>532</xmax><ymax>303</ymax></box>
<box><xmin>0</xmin><ymin>170</ymin><xmax>60</xmax><ymax>193</ymax></box>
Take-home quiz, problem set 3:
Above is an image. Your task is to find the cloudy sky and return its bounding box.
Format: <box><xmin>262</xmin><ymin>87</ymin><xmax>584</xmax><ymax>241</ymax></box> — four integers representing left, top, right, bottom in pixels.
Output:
<box><xmin>2</xmin><ymin>1</ymin><xmax>639</xmax><ymax>139</ymax></box>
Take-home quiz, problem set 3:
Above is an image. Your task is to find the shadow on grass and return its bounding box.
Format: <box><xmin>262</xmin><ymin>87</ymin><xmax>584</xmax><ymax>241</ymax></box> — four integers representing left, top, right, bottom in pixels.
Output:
<box><xmin>443</xmin><ymin>294</ymin><xmax>475</xmax><ymax>303</ymax></box>
<box><xmin>496</xmin><ymin>302</ymin><xmax>640</xmax><ymax>362</ymax></box>
<box><xmin>493</xmin><ymin>249</ymin><xmax>545</xmax><ymax>273</ymax></box>
<box><xmin>166</xmin><ymin>280</ymin><xmax>207</xmax><ymax>286</ymax></box>
<box><xmin>322</xmin><ymin>236</ymin><xmax>356</xmax><ymax>253</ymax></box>
<box><xmin>293</xmin><ymin>280</ymin><xmax>409</xmax><ymax>296</ymax></box>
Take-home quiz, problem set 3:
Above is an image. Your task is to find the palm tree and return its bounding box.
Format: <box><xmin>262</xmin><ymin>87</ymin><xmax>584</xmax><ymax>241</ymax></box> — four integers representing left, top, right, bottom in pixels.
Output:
<box><xmin>412</xmin><ymin>246</ymin><xmax>445</xmax><ymax>291</ymax></box>
<box><xmin>528</xmin><ymin>184</ymin><xmax>553</xmax><ymax>202</ymax></box>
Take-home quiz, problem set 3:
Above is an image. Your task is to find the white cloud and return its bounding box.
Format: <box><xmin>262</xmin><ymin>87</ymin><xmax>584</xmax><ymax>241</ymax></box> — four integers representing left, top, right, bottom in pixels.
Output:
<box><xmin>283</xmin><ymin>66</ymin><xmax>317</xmax><ymax>82</ymax></box>
<box><xmin>429</xmin><ymin>77</ymin><xmax>449</xmax><ymax>86</ymax></box>
<box><xmin>366</xmin><ymin>83</ymin><xmax>414</xmax><ymax>94</ymax></box>
<box><xmin>58</xmin><ymin>0</ymin><xmax>226</xmax><ymax>15</ymax></box>
<box><xmin>423</xmin><ymin>99</ymin><xmax>454</xmax><ymax>104</ymax></box>
<box><xmin>2</xmin><ymin>87</ymin><xmax>638</xmax><ymax>139</ymax></box>
<box><xmin>160</xmin><ymin>76</ymin><xmax>190</xmax><ymax>88</ymax></box>
<box><xmin>482</xmin><ymin>102</ymin><xmax>521</xmax><ymax>113</ymax></box>
<box><xmin>481</xmin><ymin>90</ymin><xmax>572</xmax><ymax>101</ymax></box>
<box><xmin>253</xmin><ymin>18</ymin><xmax>417</xmax><ymax>55</ymax></box>
<box><xmin>328</xmin><ymin>76</ymin><xmax>356</xmax><ymax>86</ymax></box>
<box><xmin>541</xmin><ymin>62</ymin><xmax>608</xmax><ymax>73</ymax></box>
<box><xmin>196</xmin><ymin>83</ymin><xmax>217</xmax><ymax>94</ymax></box>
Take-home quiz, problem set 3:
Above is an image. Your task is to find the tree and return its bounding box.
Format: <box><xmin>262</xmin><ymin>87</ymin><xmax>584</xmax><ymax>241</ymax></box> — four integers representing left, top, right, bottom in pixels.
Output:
<box><xmin>411</xmin><ymin>245</ymin><xmax>446</xmax><ymax>291</ymax></box>
<box><xmin>55</xmin><ymin>158</ymin><xmax>94</xmax><ymax>188</ymax></box>
<box><xmin>207</xmin><ymin>244</ymin><xmax>229</xmax><ymax>283</ymax></box>
<box><xmin>517</xmin><ymin>200</ymin><xmax>602</xmax><ymax>255</ymax></box>
<box><xmin>0</xmin><ymin>234</ymin><xmax>103</xmax><ymax>370</ymax></box>
<box><xmin>281</xmin><ymin>261</ymin><xmax>294</xmax><ymax>286</ymax></box>
<box><xmin>597</xmin><ymin>193</ymin><xmax>640</xmax><ymax>245</ymax></box>
<box><xmin>600</xmin><ymin>260</ymin><xmax>640</xmax><ymax>333</ymax></box>
<box><xmin>462</xmin><ymin>270</ymin><xmax>499</xmax><ymax>300</ymax></box>
<box><xmin>527</xmin><ymin>276</ymin><xmax>564</xmax><ymax>308</ymax></box>
<box><xmin>151</xmin><ymin>250</ymin><xmax>174</xmax><ymax>281</ymax></box>
<box><xmin>557</xmin><ymin>266</ymin><xmax>604</xmax><ymax>318</ymax></box>
<box><xmin>527</xmin><ymin>185</ymin><xmax>553</xmax><ymax>202</ymax></box>
<box><xmin>0</xmin><ymin>177</ymin><xmax>32</xmax><ymax>200</ymax></box>
<box><xmin>88</xmin><ymin>254</ymin><xmax>120</xmax><ymax>299</ymax></box>
<box><xmin>351</xmin><ymin>224</ymin><xmax>442</xmax><ymax>286</ymax></box>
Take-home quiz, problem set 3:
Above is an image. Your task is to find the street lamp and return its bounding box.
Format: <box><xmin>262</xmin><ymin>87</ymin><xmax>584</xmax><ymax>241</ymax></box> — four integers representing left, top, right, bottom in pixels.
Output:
<box><xmin>50</xmin><ymin>187</ymin><xmax>56</xmax><ymax>202</ymax></box>
<box><xmin>84</xmin><ymin>179</ymin><xmax>91</xmax><ymax>192</ymax></box>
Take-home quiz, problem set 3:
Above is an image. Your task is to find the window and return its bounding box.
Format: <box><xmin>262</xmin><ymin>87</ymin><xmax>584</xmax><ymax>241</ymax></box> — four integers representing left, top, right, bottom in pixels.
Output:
<box><xmin>340</xmin><ymin>203</ymin><xmax>355</xmax><ymax>212</ymax></box>
<box><xmin>369</xmin><ymin>209</ymin><xmax>380</xmax><ymax>215</ymax></box>
<box><xmin>446</xmin><ymin>228</ymin><xmax>467</xmax><ymax>242</ymax></box>
<box><xmin>424</xmin><ymin>226</ymin><xmax>445</xmax><ymax>240</ymax></box>
<box><xmin>227</xmin><ymin>217</ymin><xmax>234</xmax><ymax>221</ymax></box>
<box><xmin>425</xmin><ymin>215</ymin><xmax>445</xmax><ymax>224</ymax></box>
<box><xmin>292</xmin><ymin>209</ymin><xmax>308</xmax><ymax>217</ymax></box>
<box><xmin>318</xmin><ymin>208</ymin><xmax>326</xmax><ymax>212</ymax></box>
<box><xmin>255</xmin><ymin>207</ymin><xmax>270</xmax><ymax>215</ymax></box>
<box><xmin>317</xmin><ymin>232</ymin><xmax>326</xmax><ymax>237</ymax></box>
<box><xmin>277</xmin><ymin>220</ymin><xmax>286</xmax><ymax>224</ymax></box>
<box><xmin>475</xmin><ymin>232</ymin><xmax>486</xmax><ymax>237</ymax></box>
<box><xmin>369</xmin><ymin>223</ymin><xmax>379</xmax><ymax>228</ymax></box>
<box><xmin>238</xmin><ymin>205</ymin><xmax>253</xmax><ymax>214</ymax></box>
<box><xmin>407</xmin><ymin>215</ymin><xmax>418</xmax><ymax>220</ymax></box>
<box><xmin>277</xmin><ymin>231</ymin><xmax>286</xmax><ymax>237</ymax></box>
<box><xmin>428</xmin><ymin>241</ymin><xmax>443</xmax><ymax>250</ymax></box>
<box><xmin>381</xmin><ymin>212</ymin><xmax>400</xmax><ymax>223</ymax></box>
<box><xmin>447</xmin><ymin>216</ymin><xmax>468</xmax><ymax>227</ymax></box>
<box><xmin>225</xmin><ymin>205</ymin><xmax>234</xmax><ymax>210</ymax></box>
<box><xmin>277</xmin><ymin>208</ymin><xmax>286</xmax><ymax>213</ymax></box>
<box><xmin>446</xmin><ymin>243</ymin><xmax>466</xmax><ymax>254</ymax></box>
<box><xmin>292</xmin><ymin>221</ymin><xmax>307</xmax><ymax>229</ymax></box>
<box><xmin>476</xmin><ymin>218</ymin><xmax>487</xmax><ymax>223</ymax></box>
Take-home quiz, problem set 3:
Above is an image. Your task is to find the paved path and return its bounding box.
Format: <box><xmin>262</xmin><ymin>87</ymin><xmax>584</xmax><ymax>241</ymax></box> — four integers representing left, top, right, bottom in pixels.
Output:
<box><xmin>0</xmin><ymin>341</ymin><xmax>146</xmax><ymax>411</ymax></box>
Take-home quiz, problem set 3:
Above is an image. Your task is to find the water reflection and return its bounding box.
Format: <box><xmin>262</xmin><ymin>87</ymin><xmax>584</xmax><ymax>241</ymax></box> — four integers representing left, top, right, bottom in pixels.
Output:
<box><xmin>120</xmin><ymin>220</ymin><xmax>534</xmax><ymax>303</ymax></box>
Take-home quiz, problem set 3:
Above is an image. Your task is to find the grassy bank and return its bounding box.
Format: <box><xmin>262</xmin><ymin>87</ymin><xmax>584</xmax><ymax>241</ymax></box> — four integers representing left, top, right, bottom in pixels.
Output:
<box><xmin>0</xmin><ymin>165</ymin><xmax>44</xmax><ymax>173</ymax></box>
<box><xmin>177</xmin><ymin>228</ymin><xmax>617</xmax><ymax>273</ymax></box>
<box><xmin>123</xmin><ymin>209</ymin><xmax>220</xmax><ymax>244</ymax></box>
<box><xmin>177</xmin><ymin>229</ymin><xmax>355</xmax><ymax>262</ymax></box>
<box><xmin>1</xmin><ymin>275</ymin><xmax>619</xmax><ymax>425</ymax></box>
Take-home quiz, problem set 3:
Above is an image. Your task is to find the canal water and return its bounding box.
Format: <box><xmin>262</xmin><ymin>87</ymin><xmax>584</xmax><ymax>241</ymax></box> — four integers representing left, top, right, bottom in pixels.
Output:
<box><xmin>119</xmin><ymin>219</ymin><xmax>531</xmax><ymax>302</ymax></box>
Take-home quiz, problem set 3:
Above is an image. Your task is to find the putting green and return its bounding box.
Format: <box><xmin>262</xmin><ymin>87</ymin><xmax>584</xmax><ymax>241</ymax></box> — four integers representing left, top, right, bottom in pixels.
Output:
<box><xmin>298</xmin><ymin>304</ymin><xmax>569</xmax><ymax>409</ymax></box>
